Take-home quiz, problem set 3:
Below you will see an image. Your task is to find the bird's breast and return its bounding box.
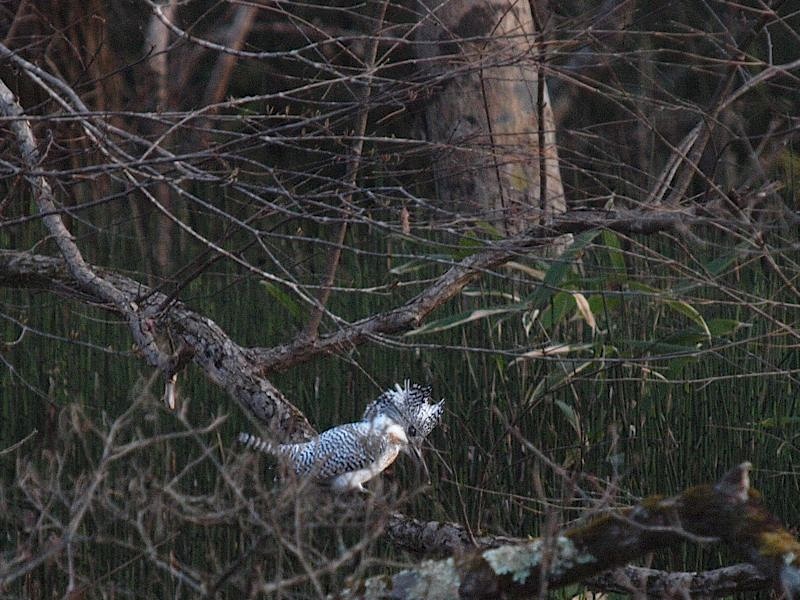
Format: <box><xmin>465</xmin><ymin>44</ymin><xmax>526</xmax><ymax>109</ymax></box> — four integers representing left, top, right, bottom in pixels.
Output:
<box><xmin>375</xmin><ymin>446</ymin><xmax>401</xmax><ymax>472</ymax></box>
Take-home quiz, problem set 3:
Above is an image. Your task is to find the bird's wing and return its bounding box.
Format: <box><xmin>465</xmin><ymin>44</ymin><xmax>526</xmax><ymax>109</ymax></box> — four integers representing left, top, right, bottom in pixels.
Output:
<box><xmin>292</xmin><ymin>422</ymin><xmax>387</xmax><ymax>479</ymax></box>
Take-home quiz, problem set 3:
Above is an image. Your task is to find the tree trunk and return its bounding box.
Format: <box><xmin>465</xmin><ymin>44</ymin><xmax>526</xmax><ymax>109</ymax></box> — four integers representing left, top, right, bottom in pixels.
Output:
<box><xmin>415</xmin><ymin>0</ymin><xmax>565</xmax><ymax>234</ymax></box>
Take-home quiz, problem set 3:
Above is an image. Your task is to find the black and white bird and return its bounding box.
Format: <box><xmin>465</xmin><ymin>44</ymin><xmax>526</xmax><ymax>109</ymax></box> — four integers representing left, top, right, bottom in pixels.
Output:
<box><xmin>238</xmin><ymin>413</ymin><xmax>409</xmax><ymax>492</ymax></box>
<box><xmin>362</xmin><ymin>380</ymin><xmax>444</xmax><ymax>446</ymax></box>
<box><xmin>238</xmin><ymin>381</ymin><xmax>444</xmax><ymax>492</ymax></box>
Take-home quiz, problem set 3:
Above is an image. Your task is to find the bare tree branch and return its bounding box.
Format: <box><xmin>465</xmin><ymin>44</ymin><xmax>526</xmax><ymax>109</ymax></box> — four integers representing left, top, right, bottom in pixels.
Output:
<box><xmin>588</xmin><ymin>563</ymin><xmax>769</xmax><ymax>598</ymax></box>
<box><xmin>0</xmin><ymin>76</ymin><xmax>174</xmax><ymax>376</ymax></box>
<box><xmin>0</xmin><ymin>250</ymin><xmax>315</xmax><ymax>441</ymax></box>
<box><xmin>1</xmin><ymin>204</ymin><xmax>790</xmax><ymax>383</ymax></box>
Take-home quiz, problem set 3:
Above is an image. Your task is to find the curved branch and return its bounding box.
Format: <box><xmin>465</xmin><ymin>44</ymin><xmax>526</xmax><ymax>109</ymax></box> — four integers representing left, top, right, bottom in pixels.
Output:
<box><xmin>0</xmin><ymin>250</ymin><xmax>315</xmax><ymax>441</ymax></box>
<box><xmin>0</xmin><ymin>77</ymin><xmax>171</xmax><ymax>374</ymax></box>
<box><xmin>252</xmin><ymin>207</ymin><xmax>748</xmax><ymax>373</ymax></box>
<box><xmin>0</xmin><ymin>204</ymin><xmax>790</xmax><ymax>430</ymax></box>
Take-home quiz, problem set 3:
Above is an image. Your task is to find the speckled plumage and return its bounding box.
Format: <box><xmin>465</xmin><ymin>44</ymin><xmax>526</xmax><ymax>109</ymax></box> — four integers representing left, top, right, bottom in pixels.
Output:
<box><xmin>238</xmin><ymin>413</ymin><xmax>408</xmax><ymax>492</ymax></box>
<box><xmin>362</xmin><ymin>380</ymin><xmax>444</xmax><ymax>446</ymax></box>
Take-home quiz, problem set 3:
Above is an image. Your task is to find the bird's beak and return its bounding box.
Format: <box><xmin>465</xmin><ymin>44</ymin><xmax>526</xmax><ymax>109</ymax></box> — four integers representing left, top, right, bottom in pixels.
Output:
<box><xmin>403</xmin><ymin>443</ymin><xmax>431</xmax><ymax>484</ymax></box>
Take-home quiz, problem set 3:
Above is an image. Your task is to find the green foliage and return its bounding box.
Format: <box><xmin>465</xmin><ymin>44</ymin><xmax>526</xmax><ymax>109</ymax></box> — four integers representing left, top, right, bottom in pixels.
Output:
<box><xmin>261</xmin><ymin>281</ymin><xmax>304</xmax><ymax>321</ymax></box>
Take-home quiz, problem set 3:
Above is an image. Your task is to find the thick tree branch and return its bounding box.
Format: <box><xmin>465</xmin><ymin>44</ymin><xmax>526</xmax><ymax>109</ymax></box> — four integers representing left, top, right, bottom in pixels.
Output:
<box><xmin>588</xmin><ymin>563</ymin><xmax>769</xmax><ymax>598</ymax></box>
<box><xmin>0</xmin><ymin>250</ymin><xmax>315</xmax><ymax>441</ymax></box>
<box><xmin>0</xmin><ymin>208</ymin><xmax>704</xmax><ymax>433</ymax></box>
<box><xmin>1</xmin><ymin>202</ymin><xmax>792</xmax><ymax>431</ymax></box>
<box><xmin>343</xmin><ymin>464</ymin><xmax>800</xmax><ymax>599</ymax></box>
<box><xmin>385</xmin><ymin>513</ymin><xmax>773</xmax><ymax>597</ymax></box>
<box><xmin>1</xmin><ymin>205</ymin><xmax>786</xmax><ymax>384</ymax></box>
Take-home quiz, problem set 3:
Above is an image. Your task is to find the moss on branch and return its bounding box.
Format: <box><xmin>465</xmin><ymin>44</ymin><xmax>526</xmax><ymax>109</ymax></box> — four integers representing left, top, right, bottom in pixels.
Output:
<box><xmin>340</xmin><ymin>463</ymin><xmax>800</xmax><ymax>599</ymax></box>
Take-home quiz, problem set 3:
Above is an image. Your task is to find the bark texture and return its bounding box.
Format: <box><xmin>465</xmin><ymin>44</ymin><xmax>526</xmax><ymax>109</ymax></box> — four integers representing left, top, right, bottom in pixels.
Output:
<box><xmin>415</xmin><ymin>0</ymin><xmax>564</xmax><ymax>233</ymax></box>
<box><xmin>342</xmin><ymin>464</ymin><xmax>800</xmax><ymax>599</ymax></box>
<box><xmin>0</xmin><ymin>250</ymin><xmax>315</xmax><ymax>442</ymax></box>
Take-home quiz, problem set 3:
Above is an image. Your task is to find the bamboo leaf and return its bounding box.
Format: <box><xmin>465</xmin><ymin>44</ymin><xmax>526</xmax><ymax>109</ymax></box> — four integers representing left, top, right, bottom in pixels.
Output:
<box><xmin>555</xmin><ymin>400</ymin><xmax>581</xmax><ymax>436</ymax></box>
<box><xmin>511</xmin><ymin>343</ymin><xmax>594</xmax><ymax>364</ymax></box>
<box><xmin>588</xmin><ymin>294</ymin><xmax>619</xmax><ymax>315</ymax></box>
<box><xmin>503</xmin><ymin>261</ymin><xmax>546</xmax><ymax>280</ymax></box>
<box><xmin>706</xmin><ymin>318</ymin><xmax>750</xmax><ymax>336</ymax></box>
<box><xmin>628</xmin><ymin>281</ymin><xmax>660</xmax><ymax>294</ymax></box>
<box><xmin>537</xmin><ymin>292</ymin><xmax>575</xmax><ymax>330</ymax></box>
<box><xmin>261</xmin><ymin>282</ymin><xmax>302</xmax><ymax>320</ymax></box>
<box><xmin>573</xmin><ymin>292</ymin><xmax>597</xmax><ymax>333</ymax></box>
<box><xmin>405</xmin><ymin>306</ymin><xmax>515</xmax><ymax>336</ymax></box>
<box><xmin>602</xmin><ymin>229</ymin><xmax>626</xmax><ymax>273</ymax></box>
<box><xmin>527</xmin><ymin>230</ymin><xmax>602</xmax><ymax>308</ymax></box>
<box><xmin>664</xmin><ymin>299</ymin><xmax>711</xmax><ymax>339</ymax></box>
<box><xmin>452</xmin><ymin>235</ymin><xmax>486</xmax><ymax>260</ymax></box>
<box><xmin>522</xmin><ymin>361</ymin><xmax>597</xmax><ymax>405</ymax></box>
<box><xmin>462</xmin><ymin>288</ymin><xmax>520</xmax><ymax>302</ymax></box>
<box><xmin>704</xmin><ymin>252</ymin><xmax>740</xmax><ymax>276</ymax></box>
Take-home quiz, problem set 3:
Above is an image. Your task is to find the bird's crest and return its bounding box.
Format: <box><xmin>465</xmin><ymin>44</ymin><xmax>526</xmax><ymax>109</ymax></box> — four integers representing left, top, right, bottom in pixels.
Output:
<box><xmin>362</xmin><ymin>380</ymin><xmax>444</xmax><ymax>444</ymax></box>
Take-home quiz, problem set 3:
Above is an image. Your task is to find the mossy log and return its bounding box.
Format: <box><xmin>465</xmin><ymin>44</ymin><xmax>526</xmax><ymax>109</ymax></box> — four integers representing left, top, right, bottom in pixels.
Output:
<box><xmin>340</xmin><ymin>463</ymin><xmax>800</xmax><ymax>599</ymax></box>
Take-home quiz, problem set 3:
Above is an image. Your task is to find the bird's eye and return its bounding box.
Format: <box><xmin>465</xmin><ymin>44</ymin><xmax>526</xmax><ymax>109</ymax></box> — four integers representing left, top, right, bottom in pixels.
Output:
<box><xmin>408</xmin><ymin>425</ymin><xmax>417</xmax><ymax>437</ymax></box>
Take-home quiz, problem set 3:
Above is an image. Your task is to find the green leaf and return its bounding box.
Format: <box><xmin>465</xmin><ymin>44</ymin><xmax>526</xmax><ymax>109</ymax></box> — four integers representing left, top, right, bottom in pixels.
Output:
<box><xmin>674</xmin><ymin>246</ymin><xmax>747</xmax><ymax>294</ymax></box>
<box><xmin>602</xmin><ymin>230</ymin><xmax>626</xmax><ymax>273</ymax></box>
<box><xmin>405</xmin><ymin>306</ymin><xmax>516</xmax><ymax>336</ymax></box>
<box><xmin>628</xmin><ymin>283</ymin><xmax>713</xmax><ymax>340</ymax></box>
<box><xmin>536</xmin><ymin>291</ymin><xmax>575</xmax><ymax>329</ymax></box>
<box><xmin>261</xmin><ymin>282</ymin><xmax>302</xmax><ymax>320</ymax></box>
<box><xmin>452</xmin><ymin>235</ymin><xmax>486</xmax><ymax>260</ymax></box>
<box><xmin>588</xmin><ymin>294</ymin><xmax>619</xmax><ymax>316</ymax></box>
<box><xmin>661</xmin><ymin>330</ymin><xmax>708</xmax><ymax>347</ymax></box>
<box><xmin>527</xmin><ymin>230</ymin><xmax>602</xmax><ymax>308</ymax></box>
<box><xmin>704</xmin><ymin>252</ymin><xmax>740</xmax><ymax>276</ymax></box>
<box><xmin>628</xmin><ymin>281</ymin><xmax>661</xmax><ymax>294</ymax></box>
<box><xmin>706</xmin><ymin>318</ymin><xmax>750</xmax><ymax>336</ymax></box>
<box><xmin>555</xmin><ymin>400</ymin><xmax>581</xmax><ymax>436</ymax></box>
<box><xmin>663</xmin><ymin>299</ymin><xmax>710</xmax><ymax>339</ymax></box>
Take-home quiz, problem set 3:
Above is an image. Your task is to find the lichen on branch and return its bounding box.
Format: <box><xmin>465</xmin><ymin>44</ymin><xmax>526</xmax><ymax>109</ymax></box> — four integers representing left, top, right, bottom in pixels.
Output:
<box><xmin>342</xmin><ymin>463</ymin><xmax>800</xmax><ymax>599</ymax></box>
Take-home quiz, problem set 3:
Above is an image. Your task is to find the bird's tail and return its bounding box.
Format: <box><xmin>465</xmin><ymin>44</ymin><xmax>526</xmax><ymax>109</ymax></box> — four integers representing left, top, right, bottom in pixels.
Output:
<box><xmin>237</xmin><ymin>432</ymin><xmax>276</xmax><ymax>455</ymax></box>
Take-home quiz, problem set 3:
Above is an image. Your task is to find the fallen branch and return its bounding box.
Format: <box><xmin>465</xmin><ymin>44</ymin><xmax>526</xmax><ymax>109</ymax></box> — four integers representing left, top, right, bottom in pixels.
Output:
<box><xmin>344</xmin><ymin>464</ymin><xmax>799</xmax><ymax>599</ymax></box>
<box><xmin>588</xmin><ymin>563</ymin><xmax>769</xmax><ymax>598</ymax></box>
<box><xmin>384</xmin><ymin>512</ymin><xmax>774</xmax><ymax>598</ymax></box>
